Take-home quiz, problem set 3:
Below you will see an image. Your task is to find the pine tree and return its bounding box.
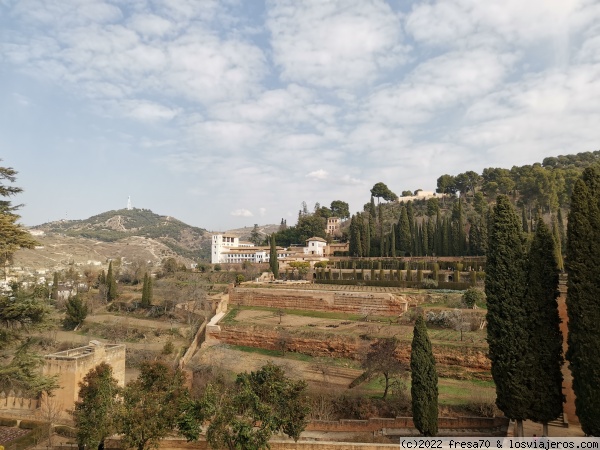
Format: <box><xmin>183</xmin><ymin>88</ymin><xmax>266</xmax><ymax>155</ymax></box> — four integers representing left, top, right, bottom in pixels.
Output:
<box><xmin>525</xmin><ymin>218</ymin><xmax>564</xmax><ymax>436</ymax></box>
<box><xmin>566</xmin><ymin>166</ymin><xmax>600</xmax><ymax>436</ymax></box>
<box><xmin>486</xmin><ymin>195</ymin><xmax>530</xmax><ymax>436</ymax></box>
<box><xmin>411</xmin><ymin>315</ymin><xmax>438</xmax><ymax>436</ymax></box>
<box><xmin>106</xmin><ymin>261</ymin><xmax>117</xmax><ymax>302</ymax></box>
<box><xmin>64</xmin><ymin>295</ymin><xmax>88</xmax><ymax>329</ymax></box>
<box><xmin>269</xmin><ymin>235</ymin><xmax>279</xmax><ymax>279</ymax></box>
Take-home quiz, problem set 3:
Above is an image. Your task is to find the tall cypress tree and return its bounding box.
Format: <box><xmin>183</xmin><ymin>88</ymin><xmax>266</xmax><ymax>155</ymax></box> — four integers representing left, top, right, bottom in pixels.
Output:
<box><xmin>141</xmin><ymin>273</ymin><xmax>152</xmax><ymax>307</ymax></box>
<box><xmin>269</xmin><ymin>235</ymin><xmax>279</xmax><ymax>279</ymax></box>
<box><xmin>525</xmin><ymin>219</ymin><xmax>564</xmax><ymax>435</ymax></box>
<box><xmin>486</xmin><ymin>195</ymin><xmax>530</xmax><ymax>436</ymax></box>
<box><xmin>390</xmin><ymin>226</ymin><xmax>396</xmax><ymax>258</ymax></box>
<box><xmin>566</xmin><ymin>166</ymin><xmax>600</xmax><ymax>436</ymax></box>
<box><xmin>551</xmin><ymin>215</ymin><xmax>564</xmax><ymax>271</ymax></box>
<box><xmin>106</xmin><ymin>261</ymin><xmax>117</xmax><ymax>302</ymax></box>
<box><xmin>411</xmin><ymin>315</ymin><xmax>438</xmax><ymax>436</ymax></box>
<box><xmin>398</xmin><ymin>206</ymin><xmax>411</xmax><ymax>255</ymax></box>
<box><xmin>51</xmin><ymin>272</ymin><xmax>59</xmax><ymax>300</ymax></box>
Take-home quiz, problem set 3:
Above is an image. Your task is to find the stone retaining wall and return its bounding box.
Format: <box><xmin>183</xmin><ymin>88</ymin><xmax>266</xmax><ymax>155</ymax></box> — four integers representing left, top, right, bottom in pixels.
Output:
<box><xmin>229</xmin><ymin>287</ymin><xmax>412</xmax><ymax>316</ymax></box>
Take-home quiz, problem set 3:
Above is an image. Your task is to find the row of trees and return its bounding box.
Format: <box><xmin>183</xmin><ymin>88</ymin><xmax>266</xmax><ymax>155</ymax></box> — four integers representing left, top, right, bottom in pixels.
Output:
<box><xmin>486</xmin><ymin>166</ymin><xmax>600</xmax><ymax>436</ymax></box>
<box><xmin>349</xmin><ymin>197</ymin><xmax>490</xmax><ymax>257</ymax></box>
<box><xmin>486</xmin><ymin>195</ymin><xmax>563</xmax><ymax>436</ymax></box>
<box><xmin>565</xmin><ymin>166</ymin><xmax>600</xmax><ymax>436</ymax></box>
<box><xmin>73</xmin><ymin>361</ymin><xmax>310</xmax><ymax>450</ymax></box>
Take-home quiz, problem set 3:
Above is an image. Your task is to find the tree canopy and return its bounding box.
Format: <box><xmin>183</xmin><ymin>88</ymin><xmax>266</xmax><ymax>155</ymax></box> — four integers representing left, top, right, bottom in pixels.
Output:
<box><xmin>370</xmin><ymin>182</ymin><xmax>398</xmax><ymax>203</ymax></box>
<box><xmin>180</xmin><ymin>363</ymin><xmax>310</xmax><ymax>450</ymax></box>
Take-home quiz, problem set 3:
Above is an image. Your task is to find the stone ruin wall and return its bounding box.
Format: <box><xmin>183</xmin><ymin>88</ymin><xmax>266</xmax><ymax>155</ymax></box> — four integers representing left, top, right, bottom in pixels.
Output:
<box><xmin>229</xmin><ymin>287</ymin><xmax>417</xmax><ymax>316</ymax></box>
<box><xmin>210</xmin><ymin>326</ymin><xmax>490</xmax><ymax>371</ymax></box>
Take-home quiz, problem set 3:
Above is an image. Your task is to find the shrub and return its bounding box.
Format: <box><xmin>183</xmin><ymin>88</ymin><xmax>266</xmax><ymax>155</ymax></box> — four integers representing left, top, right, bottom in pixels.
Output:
<box><xmin>54</xmin><ymin>425</ymin><xmax>77</xmax><ymax>438</ymax></box>
<box><xmin>162</xmin><ymin>340</ymin><xmax>175</xmax><ymax>355</ymax></box>
<box><xmin>462</xmin><ymin>288</ymin><xmax>486</xmax><ymax>309</ymax></box>
<box><xmin>465</xmin><ymin>390</ymin><xmax>498</xmax><ymax>417</ymax></box>
<box><xmin>0</xmin><ymin>418</ymin><xmax>18</xmax><ymax>426</ymax></box>
<box><xmin>19</xmin><ymin>420</ymin><xmax>40</xmax><ymax>430</ymax></box>
<box><xmin>421</xmin><ymin>279</ymin><xmax>438</xmax><ymax>289</ymax></box>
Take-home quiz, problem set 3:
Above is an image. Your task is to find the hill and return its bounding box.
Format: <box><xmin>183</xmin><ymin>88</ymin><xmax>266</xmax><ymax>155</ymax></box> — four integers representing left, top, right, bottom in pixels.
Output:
<box><xmin>33</xmin><ymin>208</ymin><xmax>209</xmax><ymax>261</ymax></box>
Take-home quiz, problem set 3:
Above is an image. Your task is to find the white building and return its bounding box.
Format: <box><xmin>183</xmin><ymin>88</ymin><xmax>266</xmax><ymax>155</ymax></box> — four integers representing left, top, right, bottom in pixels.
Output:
<box><xmin>303</xmin><ymin>237</ymin><xmax>327</xmax><ymax>256</ymax></box>
<box><xmin>211</xmin><ymin>234</ymin><xmax>291</xmax><ymax>264</ymax></box>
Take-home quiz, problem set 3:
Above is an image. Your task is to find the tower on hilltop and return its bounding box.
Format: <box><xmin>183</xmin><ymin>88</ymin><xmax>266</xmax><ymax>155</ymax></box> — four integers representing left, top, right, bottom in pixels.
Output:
<box><xmin>127</xmin><ymin>196</ymin><xmax>132</xmax><ymax>210</ymax></box>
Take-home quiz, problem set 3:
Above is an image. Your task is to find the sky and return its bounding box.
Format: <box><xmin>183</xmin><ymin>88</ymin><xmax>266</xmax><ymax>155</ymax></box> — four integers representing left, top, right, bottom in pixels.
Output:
<box><xmin>1</xmin><ymin>0</ymin><xmax>600</xmax><ymax>232</ymax></box>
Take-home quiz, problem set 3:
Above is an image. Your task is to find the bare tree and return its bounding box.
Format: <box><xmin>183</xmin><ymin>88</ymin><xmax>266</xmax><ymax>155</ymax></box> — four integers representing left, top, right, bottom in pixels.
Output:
<box><xmin>36</xmin><ymin>394</ymin><xmax>64</xmax><ymax>449</ymax></box>
<box><xmin>275</xmin><ymin>308</ymin><xmax>286</xmax><ymax>325</ymax></box>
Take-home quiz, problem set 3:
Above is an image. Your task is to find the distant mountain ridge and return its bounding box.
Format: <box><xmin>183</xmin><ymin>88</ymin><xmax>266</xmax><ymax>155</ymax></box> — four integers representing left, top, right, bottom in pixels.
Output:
<box><xmin>34</xmin><ymin>208</ymin><xmax>208</xmax><ymax>260</ymax></box>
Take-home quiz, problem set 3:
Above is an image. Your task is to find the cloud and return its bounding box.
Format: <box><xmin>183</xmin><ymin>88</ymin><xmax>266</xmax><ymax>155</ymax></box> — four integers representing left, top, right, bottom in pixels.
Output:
<box><xmin>230</xmin><ymin>209</ymin><xmax>253</xmax><ymax>217</ymax></box>
<box><xmin>363</xmin><ymin>50</ymin><xmax>516</xmax><ymax>125</ymax></box>
<box><xmin>405</xmin><ymin>0</ymin><xmax>591</xmax><ymax>48</ymax></box>
<box><xmin>267</xmin><ymin>0</ymin><xmax>408</xmax><ymax>88</ymax></box>
<box><xmin>259</xmin><ymin>207</ymin><xmax>266</xmax><ymax>216</ymax></box>
<box><xmin>121</xmin><ymin>100</ymin><xmax>180</xmax><ymax>121</ymax></box>
<box><xmin>306</xmin><ymin>169</ymin><xmax>328</xmax><ymax>180</ymax></box>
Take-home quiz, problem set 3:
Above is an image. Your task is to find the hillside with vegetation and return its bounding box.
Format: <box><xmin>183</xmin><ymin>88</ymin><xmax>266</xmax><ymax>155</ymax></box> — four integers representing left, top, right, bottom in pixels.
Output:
<box><xmin>34</xmin><ymin>208</ymin><xmax>209</xmax><ymax>261</ymax></box>
<box><xmin>268</xmin><ymin>150</ymin><xmax>600</xmax><ymax>261</ymax></box>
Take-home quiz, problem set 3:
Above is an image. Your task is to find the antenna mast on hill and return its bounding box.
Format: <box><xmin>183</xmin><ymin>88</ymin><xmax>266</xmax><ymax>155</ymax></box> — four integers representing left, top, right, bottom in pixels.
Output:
<box><xmin>127</xmin><ymin>196</ymin><xmax>132</xmax><ymax>210</ymax></box>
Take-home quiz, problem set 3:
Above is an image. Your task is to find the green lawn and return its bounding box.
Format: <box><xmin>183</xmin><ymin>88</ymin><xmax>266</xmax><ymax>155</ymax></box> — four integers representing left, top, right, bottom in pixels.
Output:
<box><xmin>361</xmin><ymin>375</ymin><xmax>495</xmax><ymax>406</ymax></box>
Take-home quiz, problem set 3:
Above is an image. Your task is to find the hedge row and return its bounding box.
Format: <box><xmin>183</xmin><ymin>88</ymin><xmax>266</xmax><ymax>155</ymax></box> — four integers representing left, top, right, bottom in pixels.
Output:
<box><xmin>330</xmin><ymin>259</ymin><xmax>486</xmax><ymax>272</ymax></box>
<box><xmin>315</xmin><ymin>279</ymin><xmax>472</xmax><ymax>290</ymax></box>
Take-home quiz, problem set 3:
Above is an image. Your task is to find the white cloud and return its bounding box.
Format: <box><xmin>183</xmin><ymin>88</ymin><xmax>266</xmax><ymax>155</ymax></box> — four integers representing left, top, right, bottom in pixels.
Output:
<box><xmin>259</xmin><ymin>208</ymin><xmax>266</xmax><ymax>216</ymax></box>
<box><xmin>128</xmin><ymin>14</ymin><xmax>174</xmax><ymax>37</ymax></box>
<box><xmin>405</xmin><ymin>0</ymin><xmax>589</xmax><ymax>48</ymax></box>
<box><xmin>363</xmin><ymin>50</ymin><xmax>516</xmax><ymax>125</ymax></box>
<box><xmin>306</xmin><ymin>169</ymin><xmax>328</xmax><ymax>180</ymax></box>
<box><xmin>121</xmin><ymin>100</ymin><xmax>180</xmax><ymax>122</ymax></box>
<box><xmin>267</xmin><ymin>0</ymin><xmax>408</xmax><ymax>88</ymax></box>
<box><xmin>230</xmin><ymin>209</ymin><xmax>253</xmax><ymax>217</ymax></box>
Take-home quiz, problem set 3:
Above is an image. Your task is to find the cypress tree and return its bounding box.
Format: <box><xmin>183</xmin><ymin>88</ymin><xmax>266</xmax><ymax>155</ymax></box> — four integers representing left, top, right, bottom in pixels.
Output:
<box><xmin>390</xmin><ymin>226</ymin><xmax>396</xmax><ymax>258</ymax></box>
<box><xmin>141</xmin><ymin>273</ymin><xmax>151</xmax><ymax>307</ymax></box>
<box><xmin>269</xmin><ymin>235</ymin><xmax>279</xmax><ymax>279</ymax></box>
<box><xmin>51</xmin><ymin>272</ymin><xmax>59</xmax><ymax>300</ymax></box>
<box><xmin>551</xmin><ymin>215</ymin><xmax>564</xmax><ymax>271</ymax></box>
<box><xmin>566</xmin><ymin>166</ymin><xmax>600</xmax><ymax>436</ymax></box>
<box><xmin>486</xmin><ymin>195</ymin><xmax>530</xmax><ymax>436</ymax></box>
<box><xmin>106</xmin><ymin>261</ymin><xmax>117</xmax><ymax>302</ymax></box>
<box><xmin>427</xmin><ymin>217</ymin><xmax>435</xmax><ymax>256</ymax></box>
<box><xmin>435</xmin><ymin>211</ymin><xmax>442</xmax><ymax>256</ymax></box>
<box><xmin>522</xmin><ymin>204</ymin><xmax>529</xmax><ymax>233</ymax></box>
<box><xmin>411</xmin><ymin>315</ymin><xmax>438</xmax><ymax>436</ymax></box>
<box><xmin>442</xmin><ymin>218</ymin><xmax>450</xmax><ymax>256</ymax></box>
<box><xmin>398</xmin><ymin>206</ymin><xmax>411</xmax><ymax>255</ymax></box>
<box><xmin>557</xmin><ymin>208</ymin><xmax>566</xmax><ymax>249</ymax></box>
<box><xmin>407</xmin><ymin>201</ymin><xmax>415</xmax><ymax>237</ymax></box>
<box><xmin>525</xmin><ymin>218</ymin><xmax>564</xmax><ymax>436</ymax></box>
<box><xmin>422</xmin><ymin>221</ymin><xmax>428</xmax><ymax>256</ymax></box>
